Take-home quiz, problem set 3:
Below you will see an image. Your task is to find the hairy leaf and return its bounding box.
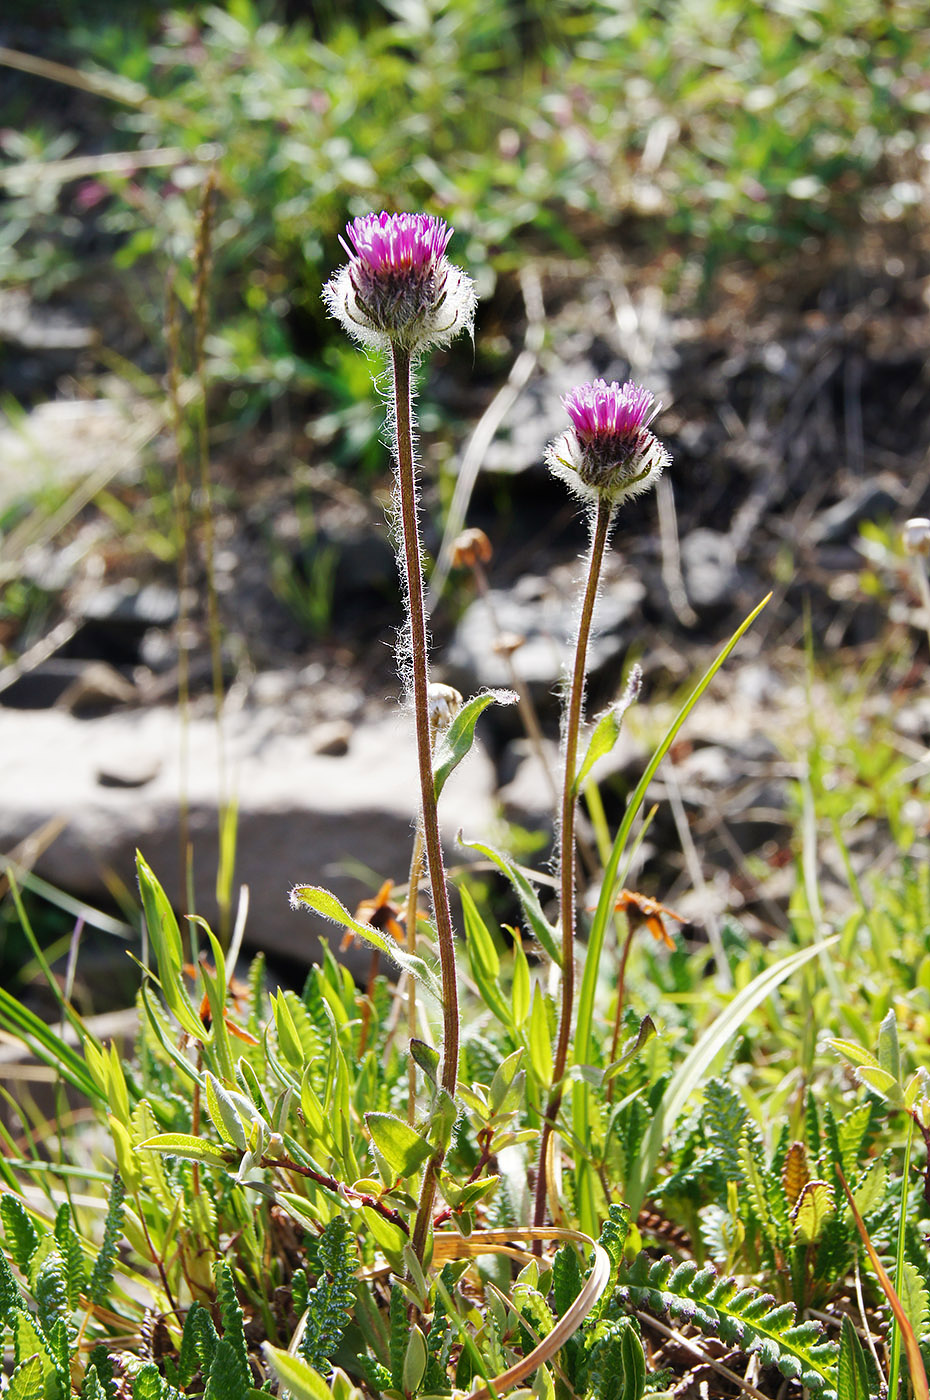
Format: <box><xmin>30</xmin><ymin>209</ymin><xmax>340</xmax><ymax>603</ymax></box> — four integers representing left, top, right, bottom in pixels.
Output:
<box><xmin>433</xmin><ymin>690</ymin><xmax>516</xmax><ymax>800</ymax></box>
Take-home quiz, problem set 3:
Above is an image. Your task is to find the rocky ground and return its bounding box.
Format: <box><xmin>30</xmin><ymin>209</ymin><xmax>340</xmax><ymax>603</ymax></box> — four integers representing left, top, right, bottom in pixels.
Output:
<box><xmin>3</xmin><ymin>234</ymin><xmax>930</xmax><ymax>1006</ymax></box>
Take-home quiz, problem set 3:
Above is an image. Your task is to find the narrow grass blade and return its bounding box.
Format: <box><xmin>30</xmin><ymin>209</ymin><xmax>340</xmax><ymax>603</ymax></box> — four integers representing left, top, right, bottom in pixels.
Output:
<box><xmin>625</xmin><ymin>936</ymin><xmax>837</xmax><ymax>1217</ymax></box>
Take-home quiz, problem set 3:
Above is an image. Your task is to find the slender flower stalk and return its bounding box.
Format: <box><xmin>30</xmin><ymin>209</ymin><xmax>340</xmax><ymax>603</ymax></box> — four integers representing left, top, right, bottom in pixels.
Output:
<box><xmin>324</xmin><ymin>212</ymin><xmax>475</xmax><ymax>1264</ymax></box>
<box><xmin>533</xmin><ymin>379</ymin><xmax>670</xmax><ymax>1230</ymax></box>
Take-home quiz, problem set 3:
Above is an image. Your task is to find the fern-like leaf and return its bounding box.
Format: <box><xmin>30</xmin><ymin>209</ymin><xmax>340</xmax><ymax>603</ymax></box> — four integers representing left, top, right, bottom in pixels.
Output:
<box><xmin>552</xmin><ymin>1243</ymin><xmax>584</xmax><ymax>1320</ymax></box>
<box><xmin>192</xmin><ymin>1303</ymin><xmax>221</xmax><ymax>1378</ymax></box>
<box><xmin>0</xmin><ymin>1246</ymin><xmax>26</xmax><ymax>1321</ymax></box>
<box><xmin>34</xmin><ymin>1252</ymin><xmax>70</xmax><ymax>1339</ymax></box>
<box><xmin>703</xmin><ymin>1079</ymin><xmax>747</xmax><ymax>1184</ymax></box>
<box><xmin>177</xmin><ymin>1304</ymin><xmax>208</xmax><ymax>1388</ymax></box>
<box><xmin>7</xmin><ymin>1354</ymin><xmax>45</xmax><ymax>1400</ymax></box>
<box><xmin>214</xmin><ymin>1261</ymin><xmax>250</xmax><ymax>1394</ymax></box>
<box><xmin>1</xmin><ymin>1195</ymin><xmax>38</xmax><ymax>1274</ymax></box>
<box><xmin>80</xmin><ymin>1364</ymin><xmax>108</xmax><ymax>1400</ymax></box>
<box><xmin>588</xmin><ymin>1204</ymin><xmax>629</xmax><ymax>1325</ymax></box>
<box><xmin>54</xmin><ymin>1205</ymin><xmax>86</xmax><ymax>1310</ymax></box>
<box><xmin>85</xmin><ymin>1347</ymin><xmax>117</xmax><ymax>1400</ymax></box>
<box><xmin>618</xmin><ymin>1252</ymin><xmax>839</xmax><ymax>1397</ymax></box>
<box><xmin>88</xmin><ymin>1173</ymin><xmax>125</xmax><ymax>1306</ymax></box>
<box><xmin>132</xmin><ymin>1363</ymin><xmax>168</xmax><ymax>1400</ymax></box>
<box><xmin>298</xmin><ymin>1217</ymin><xmax>358</xmax><ymax>1376</ymax></box>
<box><xmin>584</xmin><ymin>1319</ymin><xmax>646</xmax><ymax>1400</ymax></box>
<box><xmin>424</xmin><ymin>1270</ymin><xmax>453</xmax><ymax>1394</ymax></box>
<box><xmin>204</xmin><ymin>1338</ymin><xmax>251</xmax><ymax>1400</ymax></box>
<box><xmin>389</xmin><ymin>1283</ymin><xmax>408</xmax><ymax>1391</ymax></box>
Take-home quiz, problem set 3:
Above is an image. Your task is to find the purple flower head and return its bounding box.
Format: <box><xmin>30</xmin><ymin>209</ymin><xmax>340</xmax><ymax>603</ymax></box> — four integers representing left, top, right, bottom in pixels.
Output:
<box><xmin>561</xmin><ymin>379</ymin><xmax>658</xmax><ymax>441</ymax></box>
<box><xmin>324</xmin><ymin>210</ymin><xmax>476</xmax><ymax>354</ymax></box>
<box><xmin>341</xmin><ymin>212</ymin><xmax>453</xmax><ymax>275</ymax></box>
<box><xmin>547</xmin><ymin>377</ymin><xmax>670</xmax><ymax>506</ymax></box>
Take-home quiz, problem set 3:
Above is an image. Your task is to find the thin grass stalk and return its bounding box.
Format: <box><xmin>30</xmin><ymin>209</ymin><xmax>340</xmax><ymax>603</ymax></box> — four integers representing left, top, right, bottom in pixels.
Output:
<box><xmin>165</xmin><ymin>274</ymin><xmax>194</xmax><ymax>932</ymax></box>
<box><xmin>888</xmin><ymin>1112</ymin><xmax>916</xmax><ymax>1400</ymax></box>
<box><xmin>533</xmin><ymin>494</ymin><xmax>612</xmax><ymax>1230</ymax></box>
<box><xmin>192</xmin><ymin>171</ymin><xmax>232</xmax><ymax>939</ymax></box>
<box><xmin>389</xmin><ymin>345</ymin><xmax>460</xmax><ymax>1262</ymax></box>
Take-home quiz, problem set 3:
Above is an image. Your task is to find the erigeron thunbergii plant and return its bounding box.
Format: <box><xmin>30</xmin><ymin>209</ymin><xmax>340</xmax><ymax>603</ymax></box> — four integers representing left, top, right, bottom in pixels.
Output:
<box><xmin>534</xmin><ymin>378</ymin><xmax>671</xmax><ymax>1230</ymax></box>
<box><xmin>7</xmin><ymin>204</ymin><xmax>927</xmax><ymax>1400</ymax></box>
<box><xmin>316</xmin><ymin>211</ymin><xmax>482</xmax><ymax>1260</ymax></box>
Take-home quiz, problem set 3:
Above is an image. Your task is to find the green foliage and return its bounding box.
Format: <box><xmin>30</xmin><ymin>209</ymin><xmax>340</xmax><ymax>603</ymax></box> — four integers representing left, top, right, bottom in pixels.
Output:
<box><xmin>1</xmin><ymin>1195</ymin><xmax>39</xmax><ymax>1274</ymax></box>
<box><xmin>87</xmin><ymin>1172</ymin><xmax>125</xmax><ymax>1305</ymax></box>
<box><xmin>299</xmin><ymin>1217</ymin><xmax>358</xmax><ymax>1376</ymax></box>
<box><xmin>617</xmin><ymin>1253</ymin><xmax>839</xmax><ymax>1396</ymax></box>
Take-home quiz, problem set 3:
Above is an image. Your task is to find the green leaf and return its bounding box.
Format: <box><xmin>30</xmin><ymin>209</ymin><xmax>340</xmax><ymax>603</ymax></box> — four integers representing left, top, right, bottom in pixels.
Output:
<box><xmin>7</xmin><ymin>1355</ymin><xmax>45</xmax><ymax>1400</ymax></box>
<box><xmin>620</xmin><ymin>1252</ymin><xmax>838</xmax><ymax>1394</ymax></box>
<box><xmin>53</xmin><ymin>1204</ymin><xmax>85</xmax><ymax>1310</ymax></box>
<box><xmin>136</xmin><ymin>851</ymin><xmax>207</xmax><ymax>1042</ymax></box>
<box><xmin>410</xmin><ymin>1039</ymin><xmax>439</xmax><ymax>1084</ymax></box>
<box><xmin>511</xmin><ymin>937</ymin><xmax>530</xmax><ymax>1028</ymax></box>
<box><xmin>289</xmin><ymin>885</ymin><xmax>441</xmax><ymax>1002</ymax></box>
<box><xmin>263</xmin><ymin>1345</ymin><xmax>334</xmax><ymax>1400</ymax></box>
<box><xmin>138</xmin><ymin>1133</ymin><xmax>233</xmax><ymax>1168</ymax></box>
<box><xmin>574</xmin><ymin>671</ymin><xmax>639</xmax><ymax>794</ymax></box>
<box><xmin>204</xmin><ymin>1338</ymin><xmax>250</xmax><ymax>1400</ymax></box>
<box><xmin>205</xmin><ymin>1073</ymin><xmax>249</xmax><ymax>1149</ymax></box>
<box><xmin>790</xmin><ymin>1181</ymin><xmax>835</xmax><ymax>1245</ymax></box>
<box><xmin>527</xmin><ymin>984</ymin><xmax>553</xmax><ymax>1088</ymax></box>
<box><xmin>360</xmin><ymin>1206</ymin><xmax>408</xmax><ymax>1265</ymax></box>
<box><xmin>34</xmin><ymin>1252</ymin><xmax>69</xmax><ymax>1337</ymax></box>
<box><xmin>877</xmin><ymin>1008</ymin><xmax>901</xmax><ymax>1083</ymax></box>
<box><xmin>898</xmin><ymin>1261</ymin><xmax>930</xmax><ymax>1339</ymax></box>
<box><xmin>1</xmin><ymin>1195</ymin><xmax>38</xmax><ymax>1273</ymax></box>
<box><xmin>576</xmin><ymin>594</ymin><xmax>771</xmax><ymax>1074</ymax></box>
<box><xmin>837</xmin><ymin>1314</ymin><xmax>872</xmax><ymax>1400</ymax></box>
<box><xmin>132</xmin><ymin>1363</ymin><xmax>168</xmax><ymax>1400</ymax></box>
<box><xmin>402</xmin><ymin>1325</ymin><xmax>428</xmax><ymax>1396</ymax></box>
<box><xmin>214</xmin><ymin>1262</ymin><xmax>251</xmax><ymax>1395</ymax></box>
<box><xmin>0</xmin><ymin>1247</ymin><xmax>26</xmax><ymax>1321</ymax></box>
<box><xmin>626</xmin><ymin>937</ymin><xmax>838</xmax><ymax>1218</ymax></box>
<box><xmin>461</xmin><ymin>885</ymin><xmax>512</xmax><ymax>1027</ymax></box>
<box><xmin>433</xmin><ymin>690</ymin><xmax>516</xmax><ymax>800</ymax></box>
<box><xmin>365</xmin><ymin>1112</ymin><xmax>433</xmax><ymax>1179</ymax></box>
<box><xmin>87</xmin><ymin>1172</ymin><xmax>125</xmax><ymax>1306</ymax></box>
<box><xmin>458</xmin><ymin>837</ymin><xmax>560</xmax><ymax>965</ymax></box>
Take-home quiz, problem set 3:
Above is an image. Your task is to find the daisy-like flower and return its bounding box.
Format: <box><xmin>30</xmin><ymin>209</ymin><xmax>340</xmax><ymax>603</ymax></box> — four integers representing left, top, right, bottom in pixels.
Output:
<box><xmin>323</xmin><ymin>210</ymin><xmax>476</xmax><ymax>353</ymax></box>
<box><xmin>547</xmin><ymin>377</ymin><xmax>671</xmax><ymax>505</ymax></box>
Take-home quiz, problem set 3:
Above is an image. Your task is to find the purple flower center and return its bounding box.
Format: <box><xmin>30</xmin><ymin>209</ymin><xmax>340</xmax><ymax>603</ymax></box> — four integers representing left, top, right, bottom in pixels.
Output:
<box><xmin>341</xmin><ymin>212</ymin><xmax>453</xmax><ymax>275</ymax></box>
<box><xmin>561</xmin><ymin>379</ymin><xmax>657</xmax><ymax>441</ymax></box>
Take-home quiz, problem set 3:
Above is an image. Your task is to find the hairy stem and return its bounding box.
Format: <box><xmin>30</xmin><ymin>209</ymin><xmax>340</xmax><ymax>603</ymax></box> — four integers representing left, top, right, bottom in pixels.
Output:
<box><xmin>390</xmin><ymin>344</ymin><xmax>460</xmax><ymax>1262</ymax></box>
<box><xmin>533</xmin><ymin>494</ymin><xmax>612</xmax><ymax>1229</ymax></box>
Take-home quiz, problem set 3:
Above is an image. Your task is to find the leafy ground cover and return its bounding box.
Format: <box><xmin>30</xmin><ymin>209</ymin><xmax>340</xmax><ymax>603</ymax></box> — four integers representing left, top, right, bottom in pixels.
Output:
<box><xmin>3</xmin><ymin>2</ymin><xmax>930</xmax><ymax>1398</ymax></box>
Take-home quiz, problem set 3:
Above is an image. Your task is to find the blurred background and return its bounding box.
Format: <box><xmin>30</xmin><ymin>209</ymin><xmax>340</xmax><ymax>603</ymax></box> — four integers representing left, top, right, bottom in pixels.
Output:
<box><xmin>2</xmin><ymin>0</ymin><xmax>929</xmax><ymax>1014</ymax></box>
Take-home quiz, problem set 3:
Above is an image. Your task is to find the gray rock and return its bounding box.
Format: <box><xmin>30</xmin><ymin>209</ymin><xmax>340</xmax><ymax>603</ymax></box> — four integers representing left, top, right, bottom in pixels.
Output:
<box><xmin>810</xmin><ymin>480</ymin><xmax>903</xmax><ymax>545</ymax></box>
<box><xmin>0</xmin><ymin>701</ymin><xmax>496</xmax><ymax>972</ymax></box>
<box><xmin>446</xmin><ymin>566</ymin><xmax>645</xmax><ymax>702</ymax></box>
<box><xmin>78</xmin><ymin>580</ymin><xmax>178</xmax><ymax>630</ymax></box>
<box><xmin>680</xmin><ymin>529</ymin><xmax>741</xmax><ymax>612</ymax></box>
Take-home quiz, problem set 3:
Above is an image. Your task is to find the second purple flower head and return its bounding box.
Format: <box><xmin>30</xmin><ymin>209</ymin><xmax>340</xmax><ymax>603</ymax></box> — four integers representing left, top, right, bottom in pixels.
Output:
<box><xmin>323</xmin><ymin>211</ymin><xmax>476</xmax><ymax>354</ymax></box>
<box><xmin>547</xmin><ymin>377</ymin><xmax>671</xmax><ymax>505</ymax></box>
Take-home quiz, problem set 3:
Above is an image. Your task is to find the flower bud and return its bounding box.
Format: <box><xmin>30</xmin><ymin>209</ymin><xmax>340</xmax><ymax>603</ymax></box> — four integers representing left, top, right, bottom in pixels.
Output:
<box><xmin>323</xmin><ymin>211</ymin><xmax>476</xmax><ymax>353</ymax></box>
<box><xmin>450</xmin><ymin>527</ymin><xmax>493</xmax><ymax>570</ymax></box>
<box><xmin>546</xmin><ymin>377</ymin><xmax>670</xmax><ymax>505</ymax></box>
<box><xmin>903</xmin><ymin>517</ymin><xmax>930</xmax><ymax>557</ymax></box>
<box><xmin>428</xmin><ymin>682</ymin><xmax>462</xmax><ymax>732</ymax></box>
